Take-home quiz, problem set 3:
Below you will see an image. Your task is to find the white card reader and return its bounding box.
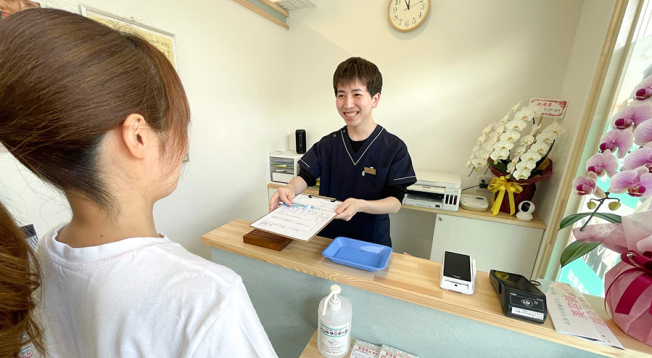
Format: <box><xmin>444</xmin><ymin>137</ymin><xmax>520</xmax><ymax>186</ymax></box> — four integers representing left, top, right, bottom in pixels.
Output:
<box><xmin>440</xmin><ymin>251</ymin><xmax>476</xmax><ymax>295</ymax></box>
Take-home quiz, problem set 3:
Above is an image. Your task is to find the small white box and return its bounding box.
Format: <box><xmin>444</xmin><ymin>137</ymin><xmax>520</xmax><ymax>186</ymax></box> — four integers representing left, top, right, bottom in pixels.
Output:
<box><xmin>269</xmin><ymin>151</ymin><xmax>303</xmax><ymax>184</ymax></box>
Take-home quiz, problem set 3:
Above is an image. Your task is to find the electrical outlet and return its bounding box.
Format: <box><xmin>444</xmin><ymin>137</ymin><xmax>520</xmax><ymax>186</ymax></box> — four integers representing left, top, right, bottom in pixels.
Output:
<box><xmin>476</xmin><ymin>175</ymin><xmax>493</xmax><ymax>190</ymax></box>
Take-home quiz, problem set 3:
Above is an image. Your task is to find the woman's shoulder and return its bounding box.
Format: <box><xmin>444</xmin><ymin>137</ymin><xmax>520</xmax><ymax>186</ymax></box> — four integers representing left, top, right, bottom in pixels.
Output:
<box><xmin>148</xmin><ymin>240</ymin><xmax>243</xmax><ymax>289</ymax></box>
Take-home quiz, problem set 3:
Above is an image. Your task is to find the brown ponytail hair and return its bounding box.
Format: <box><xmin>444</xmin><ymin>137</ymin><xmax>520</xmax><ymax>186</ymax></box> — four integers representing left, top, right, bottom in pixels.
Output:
<box><xmin>0</xmin><ymin>8</ymin><xmax>190</xmax><ymax>210</ymax></box>
<box><xmin>0</xmin><ymin>203</ymin><xmax>42</xmax><ymax>357</ymax></box>
<box><xmin>0</xmin><ymin>8</ymin><xmax>191</xmax><ymax>356</ymax></box>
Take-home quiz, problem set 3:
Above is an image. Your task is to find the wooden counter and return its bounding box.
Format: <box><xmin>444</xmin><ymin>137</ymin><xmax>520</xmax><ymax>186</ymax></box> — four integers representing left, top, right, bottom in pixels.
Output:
<box><xmin>202</xmin><ymin>219</ymin><xmax>652</xmax><ymax>358</ymax></box>
<box><xmin>267</xmin><ymin>183</ymin><xmax>547</xmax><ymax>230</ymax></box>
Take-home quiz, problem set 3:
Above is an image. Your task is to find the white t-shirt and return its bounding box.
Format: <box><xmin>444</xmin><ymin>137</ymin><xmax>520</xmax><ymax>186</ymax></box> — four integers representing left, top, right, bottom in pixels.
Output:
<box><xmin>36</xmin><ymin>224</ymin><xmax>278</xmax><ymax>358</ymax></box>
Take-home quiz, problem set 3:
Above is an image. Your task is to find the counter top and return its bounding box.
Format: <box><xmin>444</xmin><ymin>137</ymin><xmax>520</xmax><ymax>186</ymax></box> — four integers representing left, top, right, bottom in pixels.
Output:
<box><xmin>267</xmin><ymin>183</ymin><xmax>547</xmax><ymax>230</ymax></box>
<box><xmin>202</xmin><ymin>219</ymin><xmax>652</xmax><ymax>358</ymax></box>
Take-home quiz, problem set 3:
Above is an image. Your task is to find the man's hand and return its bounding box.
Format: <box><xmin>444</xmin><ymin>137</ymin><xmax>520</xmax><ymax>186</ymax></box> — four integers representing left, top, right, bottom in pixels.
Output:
<box><xmin>269</xmin><ymin>186</ymin><xmax>295</xmax><ymax>212</ymax></box>
<box><xmin>334</xmin><ymin>198</ymin><xmax>362</xmax><ymax>221</ymax></box>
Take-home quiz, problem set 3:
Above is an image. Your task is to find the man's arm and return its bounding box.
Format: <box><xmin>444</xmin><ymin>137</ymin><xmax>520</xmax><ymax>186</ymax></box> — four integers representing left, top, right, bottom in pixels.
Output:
<box><xmin>334</xmin><ymin>197</ymin><xmax>402</xmax><ymax>221</ymax></box>
<box><xmin>268</xmin><ymin>176</ymin><xmax>308</xmax><ymax>212</ymax></box>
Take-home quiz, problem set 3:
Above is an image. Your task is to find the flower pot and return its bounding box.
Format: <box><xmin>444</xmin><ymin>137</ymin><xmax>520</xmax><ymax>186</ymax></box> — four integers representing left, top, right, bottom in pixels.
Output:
<box><xmin>488</xmin><ymin>159</ymin><xmax>553</xmax><ymax>216</ymax></box>
<box><xmin>604</xmin><ymin>255</ymin><xmax>652</xmax><ymax>346</ymax></box>
<box><xmin>497</xmin><ymin>183</ymin><xmax>536</xmax><ymax>214</ymax></box>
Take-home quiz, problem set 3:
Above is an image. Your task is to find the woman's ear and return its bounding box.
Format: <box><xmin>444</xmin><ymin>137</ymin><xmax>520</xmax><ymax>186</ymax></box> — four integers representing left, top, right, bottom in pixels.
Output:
<box><xmin>121</xmin><ymin>114</ymin><xmax>150</xmax><ymax>159</ymax></box>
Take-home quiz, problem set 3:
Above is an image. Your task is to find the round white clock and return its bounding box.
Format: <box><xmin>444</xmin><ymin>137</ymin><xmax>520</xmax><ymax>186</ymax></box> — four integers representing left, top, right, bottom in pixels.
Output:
<box><xmin>388</xmin><ymin>0</ymin><xmax>430</xmax><ymax>32</ymax></box>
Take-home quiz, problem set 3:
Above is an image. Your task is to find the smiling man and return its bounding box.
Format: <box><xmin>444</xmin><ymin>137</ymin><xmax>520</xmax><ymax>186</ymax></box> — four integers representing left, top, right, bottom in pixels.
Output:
<box><xmin>269</xmin><ymin>57</ymin><xmax>416</xmax><ymax>247</ymax></box>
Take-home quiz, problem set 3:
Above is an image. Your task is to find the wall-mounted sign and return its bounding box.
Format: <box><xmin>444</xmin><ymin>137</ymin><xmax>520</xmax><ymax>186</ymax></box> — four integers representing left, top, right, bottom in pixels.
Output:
<box><xmin>530</xmin><ymin>98</ymin><xmax>568</xmax><ymax>119</ymax></box>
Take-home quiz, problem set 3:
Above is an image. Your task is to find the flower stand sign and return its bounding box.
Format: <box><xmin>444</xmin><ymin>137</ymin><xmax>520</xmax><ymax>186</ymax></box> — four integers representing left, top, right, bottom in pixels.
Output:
<box><xmin>559</xmin><ymin>74</ymin><xmax>652</xmax><ymax>346</ymax></box>
<box><xmin>467</xmin><ymin>101</ymin><xmax>563</xmax><ymax>216</ymax></box>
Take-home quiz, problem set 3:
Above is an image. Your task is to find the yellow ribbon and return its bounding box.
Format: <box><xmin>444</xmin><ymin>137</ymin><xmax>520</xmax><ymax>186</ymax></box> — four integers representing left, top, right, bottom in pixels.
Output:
<box><xmin>488</xmin><ymin>176</ymin><xmax>523</xmax><ymax>216</ymax></box>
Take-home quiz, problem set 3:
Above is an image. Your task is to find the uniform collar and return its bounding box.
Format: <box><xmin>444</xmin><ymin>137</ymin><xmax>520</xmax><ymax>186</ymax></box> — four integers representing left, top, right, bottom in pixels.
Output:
<box><xmin>340</xmin><ymin>125</ymin><xmax>384</xmax><ymax>166</ymax></box>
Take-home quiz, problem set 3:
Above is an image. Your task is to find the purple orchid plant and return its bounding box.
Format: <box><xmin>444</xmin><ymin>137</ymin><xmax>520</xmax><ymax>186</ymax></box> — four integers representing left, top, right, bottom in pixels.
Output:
<box><xmin>560</xmin><ymin>75</ymin><xmax>652</xmax><ymax>267</ymax></box>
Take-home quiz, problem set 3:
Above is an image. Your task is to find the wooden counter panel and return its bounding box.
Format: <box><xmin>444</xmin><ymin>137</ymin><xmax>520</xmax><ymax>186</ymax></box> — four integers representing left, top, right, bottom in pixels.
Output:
<box><xmin>267</xmin><ymin>183</ymin><xmax>547</xmax><ymax>230</ymax></box>
<box><xmin>202</xmin><ymin>220</ymin><xmax>652</xmax><ymax>358</ymax></box>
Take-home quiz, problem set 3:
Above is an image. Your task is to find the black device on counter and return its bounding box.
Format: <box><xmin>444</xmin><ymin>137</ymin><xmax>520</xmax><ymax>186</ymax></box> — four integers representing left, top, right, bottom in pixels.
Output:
<box><xmin>295</xmin><ymin>129</ymin><xmax>306</xmax><ymax>154</ymax></box>
<box><xmin>489</xmin><ymin>270</ymin><xmax>547</xmax><ymax>324</ymax></box>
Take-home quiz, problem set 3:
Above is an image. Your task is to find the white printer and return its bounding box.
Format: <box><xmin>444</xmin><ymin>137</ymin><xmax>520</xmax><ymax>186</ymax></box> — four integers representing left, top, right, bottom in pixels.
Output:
<box><xmin>402</xmin><ymin>171</ymin><xmax>462</xmax><ymax>211</ymax></box>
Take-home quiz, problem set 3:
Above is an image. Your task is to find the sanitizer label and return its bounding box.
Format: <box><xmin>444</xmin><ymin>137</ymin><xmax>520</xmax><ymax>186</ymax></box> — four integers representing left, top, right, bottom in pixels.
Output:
<box><xmin>319</xmin><ymin>322</ymin><xmax>350</xmax><ymax>355</ymax></box>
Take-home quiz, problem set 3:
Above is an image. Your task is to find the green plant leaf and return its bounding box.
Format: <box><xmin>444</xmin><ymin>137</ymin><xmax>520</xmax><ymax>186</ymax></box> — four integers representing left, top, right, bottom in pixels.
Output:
<box><xmin>558</xmin><ymin>212</ymin><xmax>622</xmax><ymax>231</ymax></box>
<box><xmin>593</xmin><ymin>213</ymin><xmax>621</xmax><ymax>223</ymax></box>
<box><xmin>560</xmin><ymin>241</ymin><xmax>601</xmax><ymax>268</ymax></box>
<box><xmin>559</xmin><ymin>213</ymin><xmax>591</xmax><ymax>230</ymax></box>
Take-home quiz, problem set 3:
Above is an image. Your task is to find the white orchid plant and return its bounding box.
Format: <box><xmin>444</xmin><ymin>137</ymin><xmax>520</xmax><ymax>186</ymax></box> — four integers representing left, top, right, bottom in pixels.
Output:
<box><xmin>467</xmin><ymin>101</ymin><xmax>565</xmax><ymax>180</ymax></box>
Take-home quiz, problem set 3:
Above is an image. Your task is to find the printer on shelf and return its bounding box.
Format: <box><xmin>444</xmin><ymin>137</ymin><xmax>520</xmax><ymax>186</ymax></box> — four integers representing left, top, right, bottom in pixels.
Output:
<box><xmin>402</xmin><ymin>171</ymin><xmax>461</xmax><ymax>211</ymax></box>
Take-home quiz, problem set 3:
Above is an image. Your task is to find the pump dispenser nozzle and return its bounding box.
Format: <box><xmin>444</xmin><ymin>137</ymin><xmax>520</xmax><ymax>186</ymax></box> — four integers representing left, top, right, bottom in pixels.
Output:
<box><xmin>322</xmin><ymin>285</ymin><xmax>342</xmax><ymax>316</ymax></box>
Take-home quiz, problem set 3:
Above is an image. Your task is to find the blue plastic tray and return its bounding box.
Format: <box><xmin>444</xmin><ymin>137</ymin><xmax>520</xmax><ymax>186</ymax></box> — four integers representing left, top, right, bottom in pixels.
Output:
<box><xmin>322</xmin><ymin>237</ymin><xmax>392</xmax><ymax>272</ymax></box>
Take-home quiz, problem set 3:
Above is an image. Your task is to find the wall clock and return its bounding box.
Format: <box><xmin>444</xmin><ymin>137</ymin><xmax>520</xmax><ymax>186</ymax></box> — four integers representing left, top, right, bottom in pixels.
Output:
<box><xmin>388</xmin><ymin>0</ymin><xmax>430</xmax><ymax>32</ymax></box>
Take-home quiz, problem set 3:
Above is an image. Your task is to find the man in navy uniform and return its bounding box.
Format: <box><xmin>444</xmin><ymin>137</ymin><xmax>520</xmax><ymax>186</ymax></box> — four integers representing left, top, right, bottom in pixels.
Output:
<box><xmin>269</xmin><ymin>57</ymin><xmax>416</xmax><ymax>247</ymax></box>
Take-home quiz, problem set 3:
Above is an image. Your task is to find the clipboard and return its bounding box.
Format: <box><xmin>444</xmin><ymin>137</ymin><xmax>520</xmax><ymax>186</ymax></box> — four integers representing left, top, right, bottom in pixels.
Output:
<box><xmin>249</xmin><ymin>194</ymin><xmax>342</xmax><ymax>243</ymax></box>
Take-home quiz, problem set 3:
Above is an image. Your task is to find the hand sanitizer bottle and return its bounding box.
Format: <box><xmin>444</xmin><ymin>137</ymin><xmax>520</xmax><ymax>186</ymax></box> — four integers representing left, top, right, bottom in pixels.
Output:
<box><xmin>318</xmin><ymin>285</ymin><xmax>352</xmax><ymax>358</ymax></box>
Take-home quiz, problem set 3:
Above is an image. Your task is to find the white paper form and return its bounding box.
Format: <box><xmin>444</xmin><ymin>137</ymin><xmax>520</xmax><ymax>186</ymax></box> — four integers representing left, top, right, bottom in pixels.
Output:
<box><xmin>251</xmin><ymin>194</ymin><xmax>341</xmax><ymax>241</ymax></box>
<box><xmin>546</xmin><ymin>282</ymin><xmax>623</xmax><ymax>350</ymax></box>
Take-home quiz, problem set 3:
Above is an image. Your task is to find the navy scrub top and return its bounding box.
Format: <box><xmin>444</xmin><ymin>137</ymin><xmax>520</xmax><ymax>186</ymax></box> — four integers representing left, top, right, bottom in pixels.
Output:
<box><xmin>299</xmin><ymin>125</ymin><xmax>417</xmax><ymax>247</ymax></box>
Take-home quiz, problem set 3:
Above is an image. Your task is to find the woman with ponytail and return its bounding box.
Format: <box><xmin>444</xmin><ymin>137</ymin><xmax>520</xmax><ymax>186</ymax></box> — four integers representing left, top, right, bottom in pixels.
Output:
<box><xmin>0</xmin><ymin>9</ymin><xmax>276</xmax><ymax>357</ymax></box>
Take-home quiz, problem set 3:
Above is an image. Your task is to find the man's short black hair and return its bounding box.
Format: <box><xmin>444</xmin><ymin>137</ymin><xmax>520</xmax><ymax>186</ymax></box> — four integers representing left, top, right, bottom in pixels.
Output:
<box><xmin>333</xmin><ymin>57</ymin><xmax>383</xmax><ymax>97</ymax></box>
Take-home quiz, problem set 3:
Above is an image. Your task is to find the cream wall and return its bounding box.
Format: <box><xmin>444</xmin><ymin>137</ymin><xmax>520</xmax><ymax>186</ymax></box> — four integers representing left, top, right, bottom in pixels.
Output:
<box><xmin>284</xmin><ymin>0</ymin><xmax>614</xmax><ymax>232</ymax></box>
<box><xmin>0</xmin><ymin>0</ymin><xmax>289</xmax><ymax>259</ymax></box>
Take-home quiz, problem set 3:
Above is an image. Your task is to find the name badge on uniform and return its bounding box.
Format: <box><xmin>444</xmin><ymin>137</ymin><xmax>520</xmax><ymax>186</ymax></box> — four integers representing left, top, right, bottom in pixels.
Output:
<box><xmin>364</xmin><ymin>167</ymin><xmax>377</xmax><ymax>175</ymax></box>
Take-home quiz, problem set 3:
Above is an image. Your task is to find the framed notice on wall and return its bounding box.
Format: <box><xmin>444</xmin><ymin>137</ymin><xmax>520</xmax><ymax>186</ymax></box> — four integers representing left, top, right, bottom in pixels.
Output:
<box><xmin>80</xmin><ymin>5</ymin><xmax>177</xmax><ymax>69</ymax></box>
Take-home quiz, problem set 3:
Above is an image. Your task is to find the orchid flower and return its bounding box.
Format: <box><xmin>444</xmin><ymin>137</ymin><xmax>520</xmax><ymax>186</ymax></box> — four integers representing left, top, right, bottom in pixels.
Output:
<box><xmin>537</xmin><ymin>131</ymin><xmax>557</xmax><ymax>145</ymax></box>
<box><xmin>586</xmin><ymin>150</ymin><xmax>618</xmax><ymax>177</ymax></box>
<box><xmin>476</xmin><ymin>135</ymin><xmax>486</xmax><ymax>144</ymax></box>
<box><xmin>494</xmin><ymin>124</ymin><xmax>505</xmax><ymax>136</ymax></box>
<box><xmin>530</xmin><ymin>142</ymin><xmax>550</xmax><ymax>156</ymax></box>
<box><xmin>506</xmin><ymin>118</ymin><xmax>527</xmax><ymax>132</ymax></box>
<box><xmin>633</xmin><ymin>75</ymin><xmax>652</xmax><ymax>100</ymax></box>
<box><xmin>533</xmin><ymin>106</ymin><xmax>545</xmax><ymax>116</ymax></box>
<box><xmin>482</xmin><ymin>141</ymin><xmax>494</xmax><ymax>151</ymax></box>
<box><xmin>573</xmin><ymin>173</ymin><xmax>597</xmax><ymax>195</ymax></box>
<box><xmin>516</xmin><ymin>160</ymin><xmax>537</xmax><ymax>172</ymax></box>
<box><xmin>500</xmin><ymin>130</ymin><xmax>521</xmax><ymax>143</ymax></box>
<box><xmin>493</xmin><ymin>140</ymin><xmax>514</xmax><ymax>151</ymax></box>
<box><xmin>611</xmin><ymin>101</ymin><xmax>652</xmax><ymax>129</ymax></box>
<box><xmin>466</xmin><ymin>159</ymin><xmax>473</xmax><ymax>168</ymax></box>
<box><xmin>520</xmin><ymin>151</ymin><xmax>542</xmax><ymax>163</ymax></box>
<box><xmin>599</xmin><ymin>129</ymin><xmax>634</xmax><ymax>158</ymax></box>
<box><xmin>490</xmin><ymin>149</ymin><xmax>510</xmax><ymax>161</ymax></box>
<box><xmin>623</xmin><ymin>147</ymin><xmax>652</xmax><ymax>172</ymax></box>
<box><xmin>506</xmin><ymin>162</ymin><xmax>516</xmax><ymax>173</ymax></box>
<box><xmin>513</xmin><ymin>145</ymin><xmax>527</xmax><ymax>158</ymax></box>
<box><xmin>609</xmin><ymin>167</ymin><xmax>652</xmax><ymax>197</ymax></box>
<box><xmin>520</xmin><ymin>135</ymin><xmax>535</xmax><ymax>146</ymax></box>
<box><xmin>472</xmin><ymin>144</ymin><xmax>480</xmax><ymax>153</ymax></box>
<box><xmin>479</xmin><ymin>150</ymin><xmax>490</xmax><ymax>161</ymax></box>
<box><xmin>482</xmin><ymin>123</ymin><xmax>494</xmax><ymax>135</ymax></box>
<box><xmin>510</xmin><ymin>101</ymin><xmax>521</xmax><ymax>113</ymax></box>
<box><xmin>513</xmin><ymin>168</ymin><xmax>531</xmax><ymax>180</ymax></box>
<box><xmin>501</xmin><ymin>114</ymin><xmax>510</xmax><ymax>124</ymax></box>
<box><xmin>633</xmin><ymin>119</ymin><xmax>652</xmax><ymax>145</ymax></box>
<box><xmin>542</xmin><ymin>121</ymin><xmax>564</xmax><ymax>136</ymax></box>
<box><xmin>471</xmin><ymin>156</ymin><xmax>486</xmax><ymax>168</ymax></box>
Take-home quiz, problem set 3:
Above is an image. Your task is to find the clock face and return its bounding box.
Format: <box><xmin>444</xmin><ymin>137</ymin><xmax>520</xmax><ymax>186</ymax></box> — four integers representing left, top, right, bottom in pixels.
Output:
<box><xmin>388</xmin><ymin>0</ymin><xmax>430</xmax><ymax>32</ymax></box>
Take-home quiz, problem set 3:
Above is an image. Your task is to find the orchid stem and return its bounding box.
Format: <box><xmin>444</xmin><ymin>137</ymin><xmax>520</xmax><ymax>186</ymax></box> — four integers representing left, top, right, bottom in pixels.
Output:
<box><xmin>580</xmin><ymin>192</ymin><xmax>610</xmax><ymax>231</ymax></box>
<box><xmin>468</xmin><ymin>168</ymin><xmax>474</xmax><ymax>177</ymax></box>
